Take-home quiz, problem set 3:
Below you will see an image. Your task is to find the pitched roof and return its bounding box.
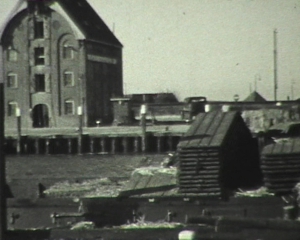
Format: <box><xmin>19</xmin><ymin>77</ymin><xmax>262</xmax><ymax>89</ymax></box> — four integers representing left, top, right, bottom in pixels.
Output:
<box><xmin>262</xmin><ymin>138</ymin><xmax>300</xmax><ymax>155</ymax></box>
<box><xmin>0</xmin><ymin>0</ymin><xmax>122</xmax><ymax>47</ymax></box>
<box><xmin>0</xmin><ymin>0</ymin><xmax>26</xmax><ymax>42</ymax></box>
<box><xmin>243</xmin><ymin>91</ymin><xmax>267</xmax><ymax>102</ymax></box>
<box><xmin>178</xmin><ymin>111</ymin><xmax>243</xmax><ymax>148</ymax></box>
<box><xmin>55</xmin><ymin>0</ymin><xmax>122</xmax><ymax>46</ymax></box>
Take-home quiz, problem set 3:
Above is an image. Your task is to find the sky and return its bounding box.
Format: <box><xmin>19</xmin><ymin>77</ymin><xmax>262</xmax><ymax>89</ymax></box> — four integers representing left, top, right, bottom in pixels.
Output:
<box><xmin>1</xmin><ymin>0</ymin><xmax>300</xmax><ymax>101</ymax></box>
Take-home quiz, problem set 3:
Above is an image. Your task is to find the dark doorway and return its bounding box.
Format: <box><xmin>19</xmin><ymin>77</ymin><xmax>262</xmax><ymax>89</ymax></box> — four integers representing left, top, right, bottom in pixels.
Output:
<box><xmin>32</xmin><ymin>104</ymin><xmax>49</xmax><ymax>128</ymax></box>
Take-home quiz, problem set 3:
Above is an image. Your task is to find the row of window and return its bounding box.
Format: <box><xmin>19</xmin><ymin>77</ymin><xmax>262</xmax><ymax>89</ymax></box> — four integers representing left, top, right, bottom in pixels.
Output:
<box><xmin>6</xmin><ymin>72</ymin><xmax>75</xmax><ymax>89</ymax></box>
<box><xmin>7</xmin><ymin>101</ymin><xmax>76</xmax><ymax>116</ymax></box>
<box><xmin>7</xmin><ymin>45</ymin><xmax>74</xmax><ymax>63</ymax></box>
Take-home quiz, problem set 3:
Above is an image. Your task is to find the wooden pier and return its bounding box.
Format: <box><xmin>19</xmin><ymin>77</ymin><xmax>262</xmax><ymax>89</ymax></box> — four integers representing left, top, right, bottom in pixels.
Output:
<box><xmin>4</xmin><ymin>124</ymin><xmax>189</xmax><ymax>155</ymax></box>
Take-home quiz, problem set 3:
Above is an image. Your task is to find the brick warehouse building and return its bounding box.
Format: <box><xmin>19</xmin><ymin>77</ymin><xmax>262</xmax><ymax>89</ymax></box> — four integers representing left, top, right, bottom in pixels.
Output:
<box><xmin>0</xmin><ymin>0</ymin><xmax>123</xmax><ymax>129</ymax></box>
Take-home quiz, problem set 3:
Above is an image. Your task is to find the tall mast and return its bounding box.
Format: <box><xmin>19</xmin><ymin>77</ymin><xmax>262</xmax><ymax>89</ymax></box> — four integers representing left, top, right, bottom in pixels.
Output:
<box><xmin>273</xmin><ymin>29</ymin><xmax>278</xmax><ymax>101</ymax></box>
<box><xmin>0</xmin><ymin>46</ymin><xmax>6</xmax><ymax>240</ymax></box>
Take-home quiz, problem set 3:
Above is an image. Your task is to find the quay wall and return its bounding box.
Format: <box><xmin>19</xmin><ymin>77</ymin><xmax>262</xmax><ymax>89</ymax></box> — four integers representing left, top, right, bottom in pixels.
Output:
<box><xmin>5</xmin><ymin>196</ymin><xmax>284</xmax><ymax>230</ymax></box>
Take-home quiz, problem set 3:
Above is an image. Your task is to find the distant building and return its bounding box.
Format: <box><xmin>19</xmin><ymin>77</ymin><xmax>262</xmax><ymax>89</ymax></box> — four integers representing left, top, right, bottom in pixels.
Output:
<box><xmin>0</xmin><ymin>0</ymin><xmax>123</xmax><ymax>128</ymax></box>
<box><xmin>128</xmin><ymin>93</ymin><xmax>179</xmax><ymax>104</ymax></box>
<box><xmin>243</xmin><ymin>91</ymin><xmax>267</xmax><ymax>102</ymax></box>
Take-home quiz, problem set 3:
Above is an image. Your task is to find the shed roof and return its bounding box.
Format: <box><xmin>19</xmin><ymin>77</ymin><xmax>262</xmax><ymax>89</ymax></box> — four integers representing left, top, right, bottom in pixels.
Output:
<box><xmin>262</xmin><ymin>138</ymin><xmax>300</xmax><ymax>155</ymax></box>
<box><xmin>243</xmin><ymin>91</ymin><xmax>267</xmax><ymax>102</ymax></box>
<box><xmin>178</xmin><ymin>111</ymin><xmax>242</xmax><ymax>148</ymax></box>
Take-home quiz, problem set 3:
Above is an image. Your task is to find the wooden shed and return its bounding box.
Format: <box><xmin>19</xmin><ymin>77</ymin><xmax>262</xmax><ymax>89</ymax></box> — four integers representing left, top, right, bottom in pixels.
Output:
<box><xmin>177</xmin><ymin>111</ymin><xmax>262</xmax><ymax>198</ymax></box>
<box><xmin>261</xmin><ymin>138</ymin><xmax>300</xmax><ymax>195</ymax></box>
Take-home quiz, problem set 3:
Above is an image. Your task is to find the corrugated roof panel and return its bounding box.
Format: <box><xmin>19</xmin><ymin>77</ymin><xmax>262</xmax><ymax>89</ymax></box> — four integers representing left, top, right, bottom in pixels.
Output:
<box><xmin>291</xmin><ymin>139</ymin><xmax>300</xmax><ymax>153</ymax></box>
<box><xmin>262</xmin><ymin>138</ymin><xmax>300</xmax><ymax>155</ymax></box>
<box><xmin>271</xmin><ymin>141</ymin><xmax>286</xmax><ymax>154</ymax></box>
<box><xmin>281</xmin><ymin>140</ymin><xmax>294</xmax><ymax>153</ymax></box>
<box><xmin>199</xmin><ymin>111</ymin><xmax>225</xmax><ymax>147</ymax></box>
<box><xmin>179</xmin><ymin>111</ymin><xmax>240</xmax><ymax>149</ymax></box>
<box><xmin>184</xmin><ymin>112</ymin><xmax>206</xmax><ymax>136</ymax></box>
<box><xmin>178</xmin><ymin>112</ymin><xmax>206</xmax><ymax>148</ymax></box>
<box><xmin>187</xmin><ymin>112</ymin><xmax>218</xmax><ymax>148</ymax></box>
<box><xmin>261</xmin><ymin>143</ymin><xmax>275</xmax><ymax>155</ymax></box>
<box><xmin>209</xmin><ymin>112</ymin><xmax>237</xmax><ymax>147</ymax></box>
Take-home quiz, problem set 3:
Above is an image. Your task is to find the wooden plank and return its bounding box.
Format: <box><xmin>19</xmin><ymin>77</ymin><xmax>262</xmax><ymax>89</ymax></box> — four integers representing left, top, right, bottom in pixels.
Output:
<box><xmin>180</xmin><ymin>166</ymin><xmax>220</xmax><ymax>171</ymax></box>
<box><xmin>179</xmin><ymin>170</ymin><xmax>219</xmax><ymax>175</ymax></box>
<box><xmin>179</xmin><ymin>188</ymin><xmax>221</xmax><ymax>193</ymax></box>
<box><xmin>179</xmin><ymin>175</ymin><xmax>219</xmax><ymax>179</ymax></box>
<box><xmin>263</xmin><ymin>177</ymin><xmax>300</xmax><ymax>183</ymax></box>
<box><xmin>179</xmin><ymin>183</ymin><xmax>220</xmax><ymax>188</ymax></box>
<box><xmin>180</xmin><ymin>162</ymin><xmax>220</xmax><ymax>167</ymax></box>
<box><xmin>180</xmin><ymin>179</ymin><xmax>219</xmax><ymax>184</ymax></box>
<box><xmin>262</xmin><ymin>168</ymin><xmax>300</xmax><ymax>174</ymax></box>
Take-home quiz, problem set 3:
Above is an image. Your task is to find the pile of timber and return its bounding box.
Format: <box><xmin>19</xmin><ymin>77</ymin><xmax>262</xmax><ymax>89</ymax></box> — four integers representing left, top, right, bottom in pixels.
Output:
<box><xmin>119</xmin><ymin>167</ymin><xmax>177</xmax><ymax>197</ymax></box>
<box><xmin>178</xmin><ymin>148</ymin><xmax>221</xmax><ymax>196</ymax></box>
<box><xmin>261</xmin><ymin>138</ymin><xmax>300</xmax><ymax>195</ymax></box>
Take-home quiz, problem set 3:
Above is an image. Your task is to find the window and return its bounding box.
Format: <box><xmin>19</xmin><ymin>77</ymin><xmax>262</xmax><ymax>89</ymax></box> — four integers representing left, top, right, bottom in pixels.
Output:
<box><xmin>63</xmin><ymin>71</ymin><xmax>74</xmax><ymax>87</ymax></box>
<box><xmin>64</xmin><ymin>100</ymin><xmax>74</xmax><ymax>115</ymax></box>
<box><xmin>34</xmin><ymin>20</ymin><xmax>44</xmax><ymax>39</ymax></box>
<box><xmin>63</xmin><ymin>45</ymin><xmax>74</xmax><ymax>59</ymax></box>
<box><xmin>35</xmin><ymin>74</ymin><xmax>45</xmax><ymax>92</ymax></box>
<box><xmin>34</xmin><ymin>48</ymin><xmax>45</xmax><ymax>65</ymax></box>
<box><xmin>7</xmin><ymin>73</ymin><xmax>18</xmax><ymax>88</ymax></box>
<box><xmin>7</xmin><ymin>48</ymin><xmax>17</xmax><ymax>62</ymax></box>
<box><xmin>8</xmin><ymin>101</ymin><xmax>18</xmax><ymax>116</ymax></box>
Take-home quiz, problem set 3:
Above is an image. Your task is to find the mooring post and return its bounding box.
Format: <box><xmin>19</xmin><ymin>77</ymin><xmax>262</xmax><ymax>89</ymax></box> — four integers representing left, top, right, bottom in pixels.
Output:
<box><xmin>16</xmin><ymin>107</ymin><xmax>21</xmax><ymax>154</ymax></box>
<box><xmin>140</xmin><ymin>104</ymin><xmax>148</xmax><ymax>153</ymax></box>
<box><xmin>77</xmin><ymin>106</ymin><xmax>83</xmax><ymax>155</ymax></box>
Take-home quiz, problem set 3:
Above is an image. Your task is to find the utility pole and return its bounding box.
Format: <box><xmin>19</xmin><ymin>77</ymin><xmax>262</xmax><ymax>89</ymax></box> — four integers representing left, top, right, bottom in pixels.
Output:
<box><xmin>77</xmin><ymin>106</ymin><xmax>83</xmax><ymax>155</ymax></box>
<box><xmin>273</xmin><ymin>29</ymin><xmax>278</xmax><ymax>101</ymax></box>
<box><xmin>0</xmin><ymin>47</ymin><xmax>7</xmax><ymax>239</ymax></box>
<box><xmin>16</xmin><ymin>108</ymin><xmax>21</xmax><ymax>154</ymax></box>
<box><xmin>140</xmin><ymin>104</ymin><xmax>147</xmax><ymax>153</ymax></box>
<box><xmin>254</xmin><ymin>74</ymin><xmax>261</xmax><ymax>92</ymax></box>
<box><xmin>291</xmin><ymin>79</ymin><xmax>295</xmax><ymax>101</ymax></box>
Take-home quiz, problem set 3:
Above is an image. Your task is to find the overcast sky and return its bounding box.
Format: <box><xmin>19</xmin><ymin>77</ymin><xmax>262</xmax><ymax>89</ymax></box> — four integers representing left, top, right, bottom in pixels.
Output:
<box><xmin>1</xmin><ymin>0</ymin><xmax>300</xmax><ymax>101</ymax></box>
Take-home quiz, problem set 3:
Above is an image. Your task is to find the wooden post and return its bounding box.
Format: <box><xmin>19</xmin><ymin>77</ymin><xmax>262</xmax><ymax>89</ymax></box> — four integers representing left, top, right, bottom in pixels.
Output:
<box><xmin>16</xmin><ymin>108</ymin><xmax>21</xmax><ymax>154</ymax></box>
<box><xmin>168</xmin><ymin>136</ymin><xmax>173</xmax><ymax>151</ymax></box>
<box><xmin>77</xmin><ymin>106</ymin><xmax>83</xmax><ymax>155</ymax></box>
<box><xmin>0</xmin><ymin>81</ymin><xmax>7</xmax><ymax>238</ymax></box>
<box><xmin>157</xmin><ymin>136</ymin><xmax>162</xmax><ymax>153</ymax></box>
<box><xmin>100</xmin><ymin>137</ymin><xmax>106</xmax><ymax>153</ymax></box>
<box><xmin>111</xmin><ymin>138</ymin><xmax>116</xmax><ymax>154</ymax></box>
<box><xmin>67</xmin><ymin>138</ymin><xmax>73</xmax><ymax>154</ymax></box>
<box><xmin>134</xmin><ymin>137</ymin><xmax>139</xmax><ymax>153</ymax></box>
<box><xmin>89</xmin><ymin>137</ymin><xmax>94</xmax><ymax>154</ymax></box>
<box><xmin>23</xmin><ymin>141</ymin><xmax>28</xmax><ymax>154</ymax></box>
<box><xmin>122</xmin><ymin>137</ymin><xmax>129</xmax><ymax>154</ymax></box>
<box><xmin>34</xmin><ymin>138</ymin><xmax>39</xmax><ymax>155</ymax></box>
<box><xmin>45</xmin><ymin>139</ymin><xmax>50</xmax><ymax>155</ymax></box>
<box><xmin>140</xmin><ymin>104</ymin><xmax>147</xmax><ymax>153</ymax></box>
